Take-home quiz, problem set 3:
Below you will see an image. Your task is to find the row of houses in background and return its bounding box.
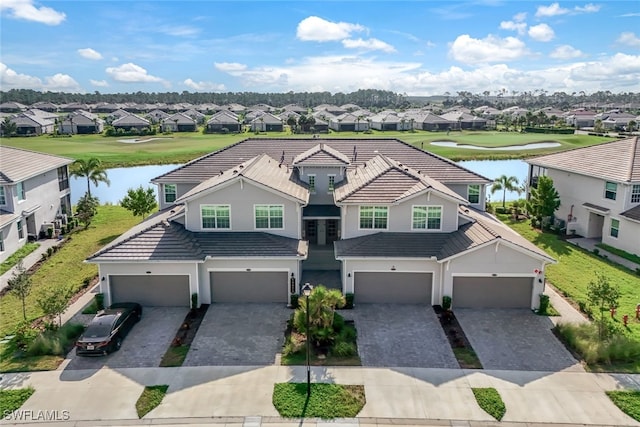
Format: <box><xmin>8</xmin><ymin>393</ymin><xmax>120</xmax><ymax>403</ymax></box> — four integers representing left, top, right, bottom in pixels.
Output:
<box><xmin>1</xmin><ymin>100</ymin><xmax>639</xmax><ymax>136</ymax></box>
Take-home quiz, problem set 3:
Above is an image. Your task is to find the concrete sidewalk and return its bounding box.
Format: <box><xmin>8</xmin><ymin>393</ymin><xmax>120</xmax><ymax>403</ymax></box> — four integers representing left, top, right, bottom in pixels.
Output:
<box><xmin>1</xmin><ymin>366</ymin><xmax>639</xmax><ymax>426</ymax></box>
<box><xmin>0</xmin><ymin>238</ymin><xmax>63</xmax><ymax>293</ymax></box>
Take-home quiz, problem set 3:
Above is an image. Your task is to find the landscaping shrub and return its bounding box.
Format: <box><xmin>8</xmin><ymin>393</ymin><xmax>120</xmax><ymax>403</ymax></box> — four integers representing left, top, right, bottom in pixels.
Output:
<box><xmin>331</xmin><ymin>341</ymin><xmax>357</xmax><ymax>357</ymax></box>
<box><xmin>344</xmin><ymin>293</ymin><xmax>354</xmax><ymax>309</ymax></box>
<box><xmin>472</xmin><ymin>387</ymin><xmax>506</xmax><ymax>421</ymax></box>
<box><xmin>290</xmin><ymin>294</ymin><xmax>299</xmax><ymax>309</ymax></box>
<box><xmin>538</xmin><ymin>294</ymin><xmax>550</xmax><ymax>314</ymax></box>
<box><xmin>442</xmin><ymin>295</ymin><xmax>452</xmax><ymax>311</ymax></box>
<box><xmin>191</xmin><ymin>292</ymin><xmax>198</xmax><ymax>310</ymax></box>
<box><xmin>555</xmin><ymin>323</ymin><xmax>640</xmax><ymax>365</ymax></box>
<box><xmin>95</xmin><ymin>293</ymin><xmax>105</xmax><ymax>310</ymax></box>
<box><xmin>25</xmin><ymin>323</ymin><xmax>84</xmax><ymax>357</ymax></box>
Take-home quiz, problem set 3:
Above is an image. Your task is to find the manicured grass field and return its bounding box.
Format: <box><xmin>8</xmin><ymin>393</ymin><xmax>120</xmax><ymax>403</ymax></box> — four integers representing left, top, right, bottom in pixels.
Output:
<box><xmin>0</xmin><ymin>205</ymin><xmax>139</xmax><ymax>338</ymax></box>
<box><xmin>272</xmin><ymin>383</ymin><xmax>365</xmax><ymax>418</ymax></box>
<box><xmin>0</xmin><ymin>388</ymin><xmax>35</xmax><ymax>415</ymax></box>
<box><xmin>1</xmin><ymin>130</ymin><xmax>610</xmax><ymax>167</ymax></box>
<box><xmin>606</xmin><ymin>390</ymin><xmax>640</xmax><ymax>422</ymax></box>
<box><xmin>136</xmin><ymin>385</ymin><xmax>168</xmax><ymax>419</ymax></box>
<box><xmin>472</xmin><ymin>387</ymin><xmax>506</xmax><ymax>421</ymax></box>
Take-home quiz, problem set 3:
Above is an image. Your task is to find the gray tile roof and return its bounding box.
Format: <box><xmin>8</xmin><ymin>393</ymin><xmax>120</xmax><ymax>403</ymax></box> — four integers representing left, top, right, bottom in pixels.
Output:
<box><xmin>334</xmin><ymin>154</ymin><xmax>467</xmax><ymax>204</ymax></box>
<box><xmin>176</xmin><ymin>154</ymin><xmax>309</xmax><ymax>204</ymax></box>
<box><xmin>527</xmin><ymin>137</ymin><xmax>640</xmax><ymax>183</ymax></box>
<box><xmin>0</xmin><ymin>209</ymin><xmax>19</xmax><ymax>228</ymax></box>
<box><xmin>0</xmin><ymin>146</ymin><xmax>72</xmax><ymax>184</ymax></box>
<box><xmin>151</xmin><ymin>138</ymin><xmax>490</xmax><ymax>185</ymax></box>
<box><xmin>293</xmin><ymin>143</ymin><xmax>351</xmax><ymax>166</ymax></box>
<box><xmin>621</xmin><ymin>205</ymin><xmax>640</xmax><ymax>222</ymax></box>
<box><xmin>583</xmin><ymin>202</ymin><xmax>610</xmax><ymax>213</ymax></box>
<box><xmin>112</xmin><ymin>114</ymin><xmax>150</xmax><ymax>126</ymax></box>
<box><xmin>87</xmin><ymin>207</ymin><xmax>307</xmax><ymax>262</ymax></box>
<box><xmin>335</xmin><ymin>207</ymin><xmax>554</xmax><ymax>263</ymax></box>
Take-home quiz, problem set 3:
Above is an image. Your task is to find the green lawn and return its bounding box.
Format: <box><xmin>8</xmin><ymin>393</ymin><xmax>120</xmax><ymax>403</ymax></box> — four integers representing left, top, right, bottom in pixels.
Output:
<box><xmin>472</xmin><ymin>387</ymin><xmax>506</xmax><ymax>421</ymax></box>
<box><xmin>498</xmin><ymin>214</ymin><xmax>640</xmax><ymax>342</ymax></box>
<box><xmin>606</xmin><ymin>390</ymin><xmax>640</xmax><ymax>422</ymax></box>
<box><xmin>0</xmin><ymin>205</ymin><xmax>139</xmax><ymax>338</ymax></box>
<box><xmin>272</xmin><ymin>383</ymin><xmax>365</xmax><ymax>418</ymax></box>
<box><xmin>0</xmin><ymin>243</ymin><xmax>39</xmax><ymax>275</ymax></box>
<box><xmin>1</xmin><ymin>130</ymin><xmax>610</xmax><ymax>167</ymax></box>
<box><xmin>0</xmin><ymin>388</ymin><xmax>35</xmax><ymax>414</ymax></box>
<box><xmin>136</xmin><ymin>385</ymin><xmax>168</xmax><ymax>419</ymax></box>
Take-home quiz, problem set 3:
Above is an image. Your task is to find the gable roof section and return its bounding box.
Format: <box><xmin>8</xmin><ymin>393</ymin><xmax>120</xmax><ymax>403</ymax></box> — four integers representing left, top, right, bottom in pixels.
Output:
<box><xmin>152</xmin><ymin>138</ymin><xmax>490</xmax><ymax>185</ymax></box>
<box><xmin>334</xmin><ymin>154</ymin><xmax>467</xmax><ymax>204</ymax></box>
<box><xmin>293</xmin><ymin>143</ymin><xmax>351</xmax><ymax>166</ymax></box>
<box><xmin>176</xmin><ymin>154</ymin><xmax>308</xmax><ymax>204</ymax></box>
<box><xmin>112</xmin><ymin>114</ymin><xmax>150</xmax><ymax>126</ymax></box>
<box><xmin>0</xmin><ymin>146</ymin><xmax>72</xmax><ymax>184</ymax></box>
<box><xmin>527</xmin><ymin>137</ymin><xmax>640</xmax><ymax>183</ymax></box>
<box><xmin>196</xmin><ymin>232</ymin><xmax>308</xmax><ymax>257</ymax></box>
<box><xmin>621</xmin><ymin>205</ymin><xmax>640</xmax><ymax>222</ymax></box>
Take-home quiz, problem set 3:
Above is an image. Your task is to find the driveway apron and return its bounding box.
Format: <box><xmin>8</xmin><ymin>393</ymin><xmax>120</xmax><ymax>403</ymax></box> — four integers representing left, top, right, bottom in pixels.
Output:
<box><xmin>183</xmin><ymin>303</ymin><xmax>290</xmax><ymax>366</ymax></box>
<box><xmin>455</xmin><ymin>308</ymin><xmax>583</xmax><ymax>371</ymax></box>
<box><xmin>345</xmin><ymin>304</ymin><xmax>459</xmax><ymax>368</ymax></box>
<box><xmin>64</xmin><ymin>307</ymin><xmax>188</xmax><ymax>370</ymax></box>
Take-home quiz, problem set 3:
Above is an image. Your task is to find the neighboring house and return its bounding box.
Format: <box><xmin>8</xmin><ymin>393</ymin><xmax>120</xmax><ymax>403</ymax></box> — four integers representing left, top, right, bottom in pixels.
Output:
<box><xmin>9</xmin><ymin>114</ymin><xmax>54</xmax><ymax>135</ymax></box>
<box><xmin>59</xmin><ymin>110</ymin><xmax>104</xmax><ymax>134</ymax></box>
<box><xmin>0</xmin><ymin>102</ymin><xmax>27</xmax><ymax>113</ymax></box>
<box><xmin>88</xmin><ymin>138</ymin><xmax>554</xmax><ymax>310</ymax></box>
<box><xmin>30</xmin><ymin>102</ymin><xmax>59</xmax><ymax>113</ymax></box>
<box><xmin>146</xmin><ymin>109</ymin><xmax>170</xmax><ymax>124</ymax></box>
<box><xmin>250</xmin><ymin>112</ymin><xmax>283</xmax><ymax>132</ymax></box>
<box><xmin>440</xmin><ymin>111</ymin><xmax>487</xmax><ymax>130</ymax></box>
<box><xmin>0</xmin><ymin>146</ymin><xmax>73</xmax><ymax>263</ymax></box>
<box><xmin>526</xmin><ymin>137</ymin><xmax>640</xmax><ymax>256</ymax></box>
<box><xmin>112</xmin><ymin>114</ymin><xmax>151</xmax><ymax>131</ymax></box>
<box><xmin>206</xmin><ymin>111</ymin><xmax>241</xmax><ymax>133</ymax></box>
<box><xmin>409</xmin><ymin>112</ymin><xmax>453</xmax><ymax>131</ymax></box>
<box><xmin>329</xmin><ymin>113</ymin><xmax>367</xmax><ymax>132</ymax></box>
<box><xmin>182</xmin><ymin>109</ymin><xmax>206</xmax><ymax>124</ymax></box>
<box><xmin>162</xmin><ymin>113</ymin><xmax>198</xmax><ymax>132</ymax></box>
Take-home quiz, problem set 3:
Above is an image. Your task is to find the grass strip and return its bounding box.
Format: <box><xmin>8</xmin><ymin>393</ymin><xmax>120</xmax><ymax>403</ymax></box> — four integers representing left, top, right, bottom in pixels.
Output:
<box><xmin>159</xmin><ymin>345</ymin><xmax>190</xmax><ymax>367</ymax></box>
<box><xmin>0</xmin><ymin>243</ymin><xmax>39</xmax><ymax>275</ymax></box>
<box><xmin>472</xmin><ymin>387</ymin><xmax>506</xmax><ymax>421</ymax></box>
<box><xmin>136</xmin><ymin>385</ymin><xmax>168</xmax><ymax>419</ymax></box>
<box><xmin>0</xmin><ymin>388</ymin><xmax>35</xmax><ymax>414</ymax></box>
<box><xmin>272</xmin><ymin>383</ymin><xmax>365</xmax><ymax>418</ymax></box>
<box><xmin>596</xmin><ymin>243</ymin><xmax>640</xmax><ymax>266</ymax></box>
<box><xmin>606</xmin><ymin>390</ymin><xmax>640</xmax><ymax>422</ymax></box>
<box><xmin>453</xmin><ymin>347</ymin><xmax>482</xmax><ymax>369</ymax></box>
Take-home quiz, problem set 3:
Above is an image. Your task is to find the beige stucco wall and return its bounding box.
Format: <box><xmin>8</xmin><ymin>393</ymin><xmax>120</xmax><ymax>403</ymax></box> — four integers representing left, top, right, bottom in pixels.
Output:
<box><xmin>447</xmin><ymin>183</ymin><xmax>486</xmax><ymax>211</ymax></box>
<box><xmin>341</xmin><ymin>191</ymin><xmax>459</xmax><ymax>239</ymax></box>
<box><xmin>158</xmin><ymin>182</ymin><xmax>198</xmax><ymax>210</ymax></box>
<box><xmin>97</xmin><ymin>262</ymin><xmax>199</xmax><ymax>306</ymax></box>
<box><xmin>298</xmin><ymin>166</ymin><xmax>345</xmax><ymax>205</ymax></box>
<box><xmin>602</xmin><ymin>216</ymin><xmax>640</xmax><ymax>256</ymax></box>
<box><xmin>183</xmin><ymin>179</ymin><xmax>302</xmax><ymax>239</ymax></box>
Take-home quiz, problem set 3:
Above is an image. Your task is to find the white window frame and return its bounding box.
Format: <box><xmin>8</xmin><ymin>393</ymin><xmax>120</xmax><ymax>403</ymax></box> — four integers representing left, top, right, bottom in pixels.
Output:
<box><xmin>328</xmin><ymin>175</ymin><xmax>336</xmax><ymax>193</ymax></box>
<box><xmin>200</xmin><ymin>204</ymin><xmax>231</xmax><ymax>230</ymax></box>
<box><xmin>0</xmin><ymin>186</ymin><xmax>5</xmax><ymax>205</ymax></box>
<box><xmin>610</xmin><ymin>218</ymin><xmax>620</xmax><ymax>238</ymax></box>
<box><xmin>17</xmin><ymin>220</ymin><xmax>24</xmax><ymax>240</ymax></box>
<box><xmin>412</xmin><ymin>205</ymin><xmax>443</xmax><ymax>231</ymax></box>
<box><xmin>16</xmin><ymin>182</ymin><xmax>25</xmax><ymax>201</ymax></box>
<box><xmin>164</xmin><ymin>184</ymin><xmax>177</xmax><ymax>204</ymax></box>
<box><xmin>604</xmin><ymin>181</ymin><xmax>617</xmax><ymax>201</ymax></box>
<box><xmin>467</xmin><ymin>184</ymin><xmax>480</xmax><ymax>204</ymax></box>
<box><xmin>254</xmin><ymin>204</ymin><xmax>284</xmax><ymax>230</ymax></box>
<box><xmin>632</xmin><ymin>184</ymin><xmax>640</xmax><ymax>204</ymax></box>
<box><xmin>358</xmin><ymin>206</ymin><xmax>388</xmax><ymax>230</ymax></box>
<box><xmin>308</xmin><ymin>174</ymin><xmax>316</xmax><ymax>194</ymax></box>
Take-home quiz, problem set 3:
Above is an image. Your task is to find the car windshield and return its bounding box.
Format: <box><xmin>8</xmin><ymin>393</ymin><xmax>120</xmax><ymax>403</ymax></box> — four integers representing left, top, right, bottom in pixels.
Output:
<box><xmin>83</xmin><ymin>316</ymin><xmax>116</xmax><ymax>338</ymax></box>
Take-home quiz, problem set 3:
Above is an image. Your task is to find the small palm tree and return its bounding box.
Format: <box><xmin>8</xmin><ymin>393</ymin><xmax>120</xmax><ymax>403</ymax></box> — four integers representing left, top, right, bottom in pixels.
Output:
<box><xmin>491</xmin><ymin>175</ymin><xmax>520</xmax><ymax>209</ymax></box>
<box><xmin>71</xmin><ymin>158</ymin><xmax>111</xmax><ymax>197</ymax></box>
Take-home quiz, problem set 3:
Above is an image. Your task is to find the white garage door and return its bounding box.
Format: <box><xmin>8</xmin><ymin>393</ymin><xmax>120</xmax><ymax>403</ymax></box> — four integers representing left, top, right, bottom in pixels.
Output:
<box><xmin>210</xmin><ymin>271</ymin><xmax>287</xmax><ymax>303</ymax></box>
<box><xmin>453</xmin><ymin>276</ymin><xmax>533</xmax><ymax>308</ymax></box>
<box><xmin>110</xmin><ymin>275</ymin><xmax>190</xmax><ymax>307</ymax></box>
<box><xmin>354</xmin><ymin>272</ymin><xmax>432</xmax><ymax>304</ymax></box>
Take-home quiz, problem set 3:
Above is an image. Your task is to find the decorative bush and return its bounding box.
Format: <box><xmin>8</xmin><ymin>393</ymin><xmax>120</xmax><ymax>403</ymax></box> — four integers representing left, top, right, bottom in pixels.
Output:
<box><xmin>191</xmin><ymin>292</ymin><xmax>198</xmax><ymax>310</ymax></box>
<box><xmin>344</xmin><ymin>292</ymin><xmax>354</xmax><ymax>309</ymax></box>
<box><xmin>442</xmin><ymin>295</ymin><xmax>452</xmax><ymax>311</ymax></box>
<box><xmin>46</xmin><ymin>228</ymin><xmax>54</xmax><ymax>239</ymax></box>
<box><xmin>95</xmin><ymin>293</ymin><xmax>105</xmax><ymax>311</ymax></box>
<box><xmin>538</xmin><ymin>294</ymin><xmax>550</xmax><ymax>314</ymax></box>
<box><xmin>290</xmin><ymin>294</ymin><xmax>299</xmax><ymax>309</ymax></box>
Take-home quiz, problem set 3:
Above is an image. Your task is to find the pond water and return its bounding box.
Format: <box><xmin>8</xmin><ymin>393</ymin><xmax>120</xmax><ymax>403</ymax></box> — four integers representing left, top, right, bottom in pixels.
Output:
<box><xmin>71</xmin><ymin>159</ymin><xmax>529</xmax><ymax>205</ymax></box>
<box><xmin>431</xmin><ymin>141</ymin><xmax>560</xmax><ymax>150</ymax></box>
<box><xmin>458</xmin><ymin>159</ymin><xmax>529</xmax><ymax>202</ymax></box>
<box><xmin>70</xmin><ymin>164</ymin><xmax>180</xmax><ymax>205</ymax></box>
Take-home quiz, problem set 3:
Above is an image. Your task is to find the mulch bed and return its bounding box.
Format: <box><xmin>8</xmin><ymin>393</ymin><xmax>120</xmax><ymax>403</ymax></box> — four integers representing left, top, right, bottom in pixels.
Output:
<box><xmin>433</xmin><ymin>305</ymin><xmax>482</xmax><ymax>369</ymax></box>
<box><xmin>170</xmin><ymin>305</ymin><xmax>209</xmax><ymax>347</ymax></box>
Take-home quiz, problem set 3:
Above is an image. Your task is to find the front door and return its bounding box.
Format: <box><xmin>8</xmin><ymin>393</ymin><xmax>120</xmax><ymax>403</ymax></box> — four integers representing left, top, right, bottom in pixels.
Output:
<box><xmin>326</xmin><ymin>219</ymin><xmax>339</xmax><ymax>243</ymax></box>
<box><xmin>305</xmin><ymin>220</ymin><xmax>318</xmax><ymax>245</ymax></box>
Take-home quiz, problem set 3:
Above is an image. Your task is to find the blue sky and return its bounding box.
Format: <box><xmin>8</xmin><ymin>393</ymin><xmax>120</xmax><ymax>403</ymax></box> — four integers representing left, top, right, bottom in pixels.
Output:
<box><xmin>1</xmin><ymin>0</ymin><xmax>639</xmax><ymax>95</ymax></box>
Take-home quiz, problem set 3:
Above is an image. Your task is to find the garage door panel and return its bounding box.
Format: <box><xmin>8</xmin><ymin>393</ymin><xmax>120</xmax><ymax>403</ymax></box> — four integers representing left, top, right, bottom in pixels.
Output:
<box><xmin>453</xmin><ymin>277</ymin><xmax>532</xmax><ymax>308</ymax></box>
<box><xmin>355</xmin><ymin>272</ymin><xmax>432</xmax><ymax>304</ymax></box>
<box><xmin>110</xmin><ymin>275</ymin><xmax>190</xmax><ymax>307</ymax></box>
<box><xmin>211</xmin><ymin>271</ymin><xmax>287</xmax><ymax>303</ymax></box>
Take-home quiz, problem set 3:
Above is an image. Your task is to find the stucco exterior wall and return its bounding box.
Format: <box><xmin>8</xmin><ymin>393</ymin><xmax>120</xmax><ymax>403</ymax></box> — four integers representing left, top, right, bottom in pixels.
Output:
<box><xmin>341</xmin><ymin>192</ymin><xmax>459</xmax><ymax>239</ymax></box>
<box><xmin>183</xmin><ymin>179</ymin><xmax>301</xmax><ymax>239</ymax></box>
<box><xmin>0</xmin><ymin>221</ymin><xmax>22</xmax><ymax>264</ymax></box>
<box><xmin>298</xmin><ymin>166</ymin><xmax>345</xmax><ymax>205</ymax></box>
<box><xmin>602</xmin><ymin>216</ymin><xmax>640</xmax><ymax>256</ymax></box>
<box><xmin>158</xmin><ymin>183</ymin><xmax>198</xmax><ymax>210</ymax></box>
<box><xmin>447</xmin><ymin>183</ymin><xmax>486</xmax><ymax>211</ymax></box>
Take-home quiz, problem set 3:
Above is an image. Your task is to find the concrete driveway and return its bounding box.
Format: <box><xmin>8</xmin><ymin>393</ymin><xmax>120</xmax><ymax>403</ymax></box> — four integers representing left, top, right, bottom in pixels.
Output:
<box><xmin>183</xmin><ymin>303</ymin><xmax>290</xmax><ymax>366</ymax></box>
<box><xmin>345</xmin><ymin>304</ymin><xmax>459</xmax><ymax>368</ymax></box>
<box><xmin>455</xmin><ymin>308</ymin><xmax>582</xmax><ymax>371</ymax></box>
<box><xmin>64</xmin><ymin>307</ymin><xmax>188</xmax><ymax>370</ymax></box>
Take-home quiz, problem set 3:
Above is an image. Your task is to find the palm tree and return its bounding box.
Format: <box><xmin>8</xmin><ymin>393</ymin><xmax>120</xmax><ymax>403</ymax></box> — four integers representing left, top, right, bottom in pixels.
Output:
<box><xmin>71</xmin><ymin>158</ymin><xmax>111</xmax><ymax>197</ymax></box>
<box><xmin>491</xmin><ymin>175</ymin><xmax>520</xmax><ymax>209</ymax></box>
<box><xmin>1</xmin><ymin>117</ymin><xmax>17</xmax><ymax>137</ymax></box>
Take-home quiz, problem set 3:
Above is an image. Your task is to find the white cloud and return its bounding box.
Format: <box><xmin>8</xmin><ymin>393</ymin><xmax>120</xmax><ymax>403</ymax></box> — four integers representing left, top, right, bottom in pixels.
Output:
<box><xmin>342</xmin><ymin>38</ymin><xmax>396</xmax><ymax>53</ymax></box>
<box><xmin>214</xmin><ymin>62</ymin><xmax>247</xmax><ymax>72</ymax></box>
<box><xmin>183</xmin><ymin>78</ymin><xmax>225</xmax><ymax>91</ymax></box>
<box><xmin>0</xmin><ymin>62</ymin><xmax>81</xmax><ymax>92</ymax></box>
<box><xmin>90</xmin><ymin>79</ymin><xmax>109</xmax><ymax>87</ymax></box>
<box><xmin>77</xmin><ymin>48</ymin><xmax>103</xmax><ymax>60</ymax></box>
<box><xmin>550</xmin><ymin>45</ymin><xmax>584</xmax><ymax>59</ymax></box>
<box><xmin>528</xmin><ymin>23</ymin><xmax>555</xmax><ymax>42</ymax></box>
<box><xmin>296</xmin><ymin>16</ymin><xmax>365</xmax><ymax>42</ymax></box>
<box><xmin>500</xmin><ymin>20</ymin><xmax>527</xmax><ymax>35</ymax></box>
<box><xmin>536</xmin><ymin>3</ymin><xmax>569</xmax><ymax>17</ymax></box>
<box><xmin>536</xmin><ymin>2</ymin><xmax>601</xmax><ymax>17</ymax></box>
<box><xmin>0</xmin><ymin>0</ymin><xmax>65</xmax><ymax>25</ymax></box>
<box><xmin>159</xmin><ymin>25</ymin><xmax>199</xmax><ymax>37</ymax></box>
<box><xmin>617</xmin><ymin>32</ymin><xmax>640</xmax><ymax>48</ymax></box>
<box><xmin>449</xmin><ymin>34</ymin><xmax>529</xmax><ymax>64</ymax></box>
<box><xmin>105</xmin><ymin>63</ymin><xmax>163</xmax><ymax>83</ymax></box>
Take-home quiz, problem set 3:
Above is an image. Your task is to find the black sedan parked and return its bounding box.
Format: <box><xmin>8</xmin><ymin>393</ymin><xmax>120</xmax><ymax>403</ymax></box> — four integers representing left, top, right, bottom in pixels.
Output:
<box><xmin>76</xmin><ymin>302</ymin><xmax>142</xmax><ymax>356</ymax></box>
